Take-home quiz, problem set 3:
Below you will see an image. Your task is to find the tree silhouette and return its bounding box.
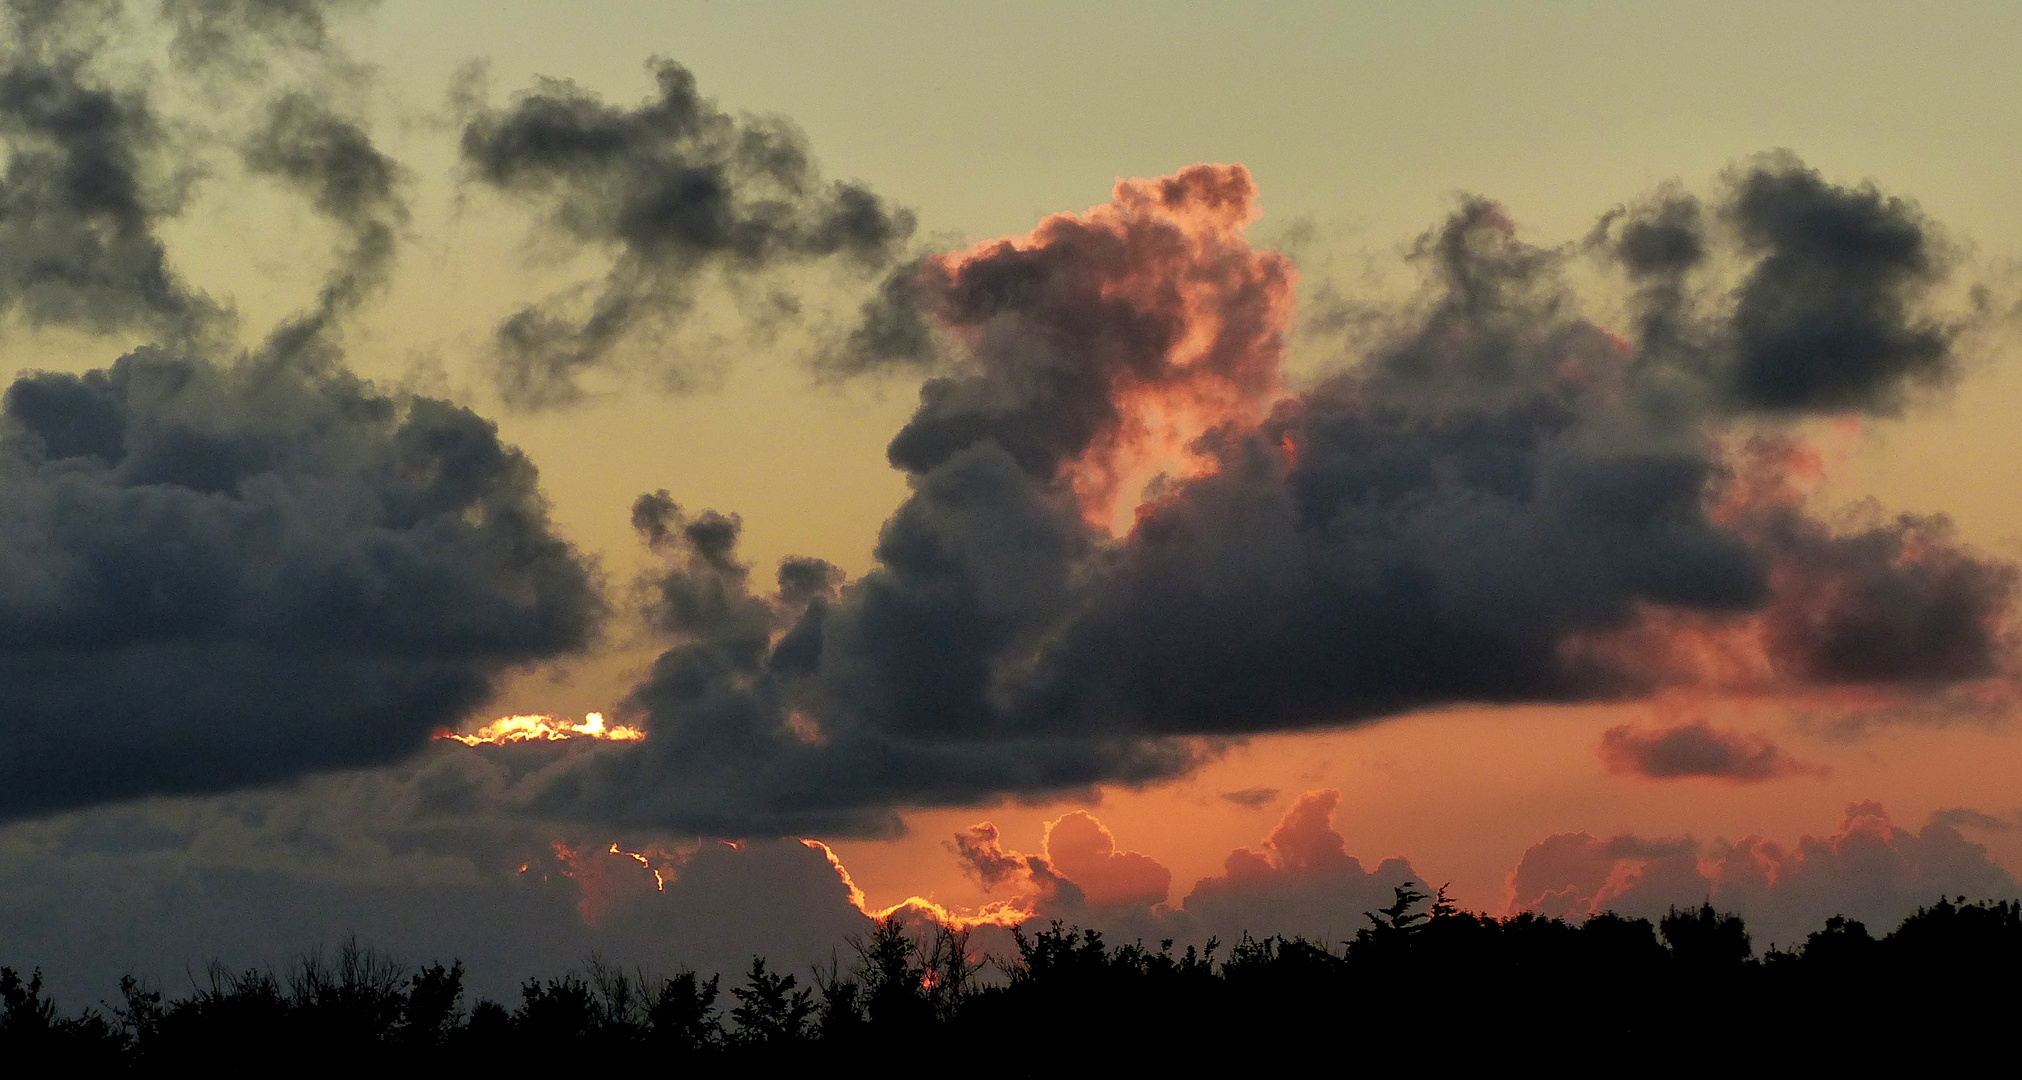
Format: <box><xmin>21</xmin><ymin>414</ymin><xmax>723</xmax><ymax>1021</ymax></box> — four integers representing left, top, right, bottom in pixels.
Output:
<box><xmin>10</xmin><ymin>892</ymin><xmax>2022</xmax><ymax>1065</ymax></box>
<box><xmin>728</xmin><ymin>957</ymin><xmax>813</xmax><ymax>1046</ymax></box>
<box><xmin>1661</xmin><ymin>901</ymin><xmax>1752</xmax><ymax>969</ymax></box>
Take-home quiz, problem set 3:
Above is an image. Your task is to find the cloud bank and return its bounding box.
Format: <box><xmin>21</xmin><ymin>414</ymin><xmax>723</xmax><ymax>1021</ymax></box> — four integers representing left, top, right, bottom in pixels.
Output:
<box><xmin>1507</xmin><ymin>800</ymin><xmax>2020</xmax><ymax>948</ymax></box>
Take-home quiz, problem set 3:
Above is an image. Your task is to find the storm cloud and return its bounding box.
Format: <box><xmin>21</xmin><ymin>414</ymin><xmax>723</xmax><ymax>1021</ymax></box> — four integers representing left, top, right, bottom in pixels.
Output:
<box><xmin>518</xmin><ymin>157</ymin><xmax>2012</xmax><ymax>835</ymax></box>
<box><xmin>460</xmin><ymin>58</ymin><xmax>916</xmax><ymax>407</ymax></box>
<box><xmin>0</xmin><ymin>349</ymin><xmax>601</xmax><ymax>816</ymax></box>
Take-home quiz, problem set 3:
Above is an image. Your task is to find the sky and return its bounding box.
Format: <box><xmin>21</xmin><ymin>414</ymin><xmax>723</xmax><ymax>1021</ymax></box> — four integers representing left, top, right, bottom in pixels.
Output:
<box><xmin>7</xmin><ymin>0</ymin><xmax>2022</xmax><ymax>1006</ymax></box>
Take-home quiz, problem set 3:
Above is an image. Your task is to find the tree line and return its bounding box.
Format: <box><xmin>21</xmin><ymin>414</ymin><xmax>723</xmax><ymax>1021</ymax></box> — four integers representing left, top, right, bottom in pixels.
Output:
<box><xmin>5</xmin><ymin>886</ymin><xmax>2017</xmax><ymax>1068</ymax></box>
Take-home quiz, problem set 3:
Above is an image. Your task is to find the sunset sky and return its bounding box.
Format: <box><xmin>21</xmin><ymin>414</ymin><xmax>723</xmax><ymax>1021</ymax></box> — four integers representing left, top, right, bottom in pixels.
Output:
<box><xmin>8</xmin><ymin>0</ymin><xmax>2022</xmax><ymax>1006</ymax></box>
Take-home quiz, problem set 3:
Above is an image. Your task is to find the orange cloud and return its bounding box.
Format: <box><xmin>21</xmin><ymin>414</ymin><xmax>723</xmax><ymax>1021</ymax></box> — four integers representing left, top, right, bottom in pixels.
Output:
<box><xmin>1181</xmin><ymin>791</ymin><xmax>1420</xmax><ymax>945</ymax></box>
<box><xmin>1043</xmin><ymin>810</ymin><xmax>1173</xmax><ymax>908</ymax></box>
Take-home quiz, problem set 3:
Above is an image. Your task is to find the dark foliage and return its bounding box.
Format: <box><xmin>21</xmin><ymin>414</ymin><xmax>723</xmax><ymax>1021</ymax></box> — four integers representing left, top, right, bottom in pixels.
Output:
<box><xmin>6</xmin><ymin>895</ymin><xmax>2020</xmax><ymax>1068</ymax></box>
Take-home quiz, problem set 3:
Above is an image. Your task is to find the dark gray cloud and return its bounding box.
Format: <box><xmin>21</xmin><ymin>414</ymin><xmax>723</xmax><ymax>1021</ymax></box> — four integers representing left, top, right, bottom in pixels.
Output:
<box><xmin>504</xmin><ymin>497</ymin><xmax>1193</xmax><ymax>835</ymax></box>
<box><xmin>459</xmin><ymin>58</ymin><xmax>916</xmax><ymax>408</ymax></box>
<box><xmin>1601</xmin><ymin>151</ymin><xmax>1962</xmax><ymax>416</ymax></box>
<box><xmin>0</xmin><ymin>0</ymin><xmax>405</xmax><ymax>355</ymax></box>
<box><xmin>1723</xmin><ymin>154</ymin><xmax>1955</xmax><ymax>413</ymax></box>
<box><xmin>508</xmin><ymin>158</ymin><xmax>2010</xmax><ymax>835</ymax></box>
<box><xmin>1598</xmin><ymin>720</ymin><xmax>1823</xmax><ymax>782</ymax></box>
<box><xmin>0</xmin><ymin>348</ymin><xmax>602</xmax><ymax>816</ymax></box>
<box><xmin>0</xmin><ymin>1</ymin><xmax>220</xmax><ymax>340</ymax></box>
<box><xmin>242</xmin><ymin>90</ymin><xmax>406</xmax><ymax>352</ymax></box>
<box><xmin>811</xmin><ymin>257</ymin><xmax>941</xmax><ymax>379</ymax></box>
<box><xmin>160</xmin><ymin>0</ymin><xmax>370</xmax><ymax>76</ymax></box>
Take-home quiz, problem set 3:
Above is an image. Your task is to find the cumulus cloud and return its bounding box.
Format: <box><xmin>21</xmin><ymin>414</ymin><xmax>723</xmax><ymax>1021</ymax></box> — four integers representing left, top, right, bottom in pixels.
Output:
<box><xmin>516</xmin><ymin>157</ymin><xmax>2009</xmax><ymax>834</ymax></box>
<box><xmin>0</xmin><ymin>349</ymin><xmax>602</xmax><ymax>816</ymax></box>
<box><xmin>459</xmin><ymin>58</ymin><xmax>916</xmax><ymax>407</ymax></box>
<box><xmin>1507</xmin><ymin>801</ymin><xmax>2021</xmax><ymax>949</ymax></box>
<box><xmin>1598</xmin><ymin>719</ymin><xmax>1824</xmax><ymax>781</ymax></box>
<box><xmin>1040</xmin><ymin>811</ymin><xmax>1172</xmax><ymax>908</ymax></box>
<box><xmin>1505</xmin><ymin>832</ymin><xmax>1706</xmax><ymax>922</ymax></box>
<box><xmin>931</xmin><ymin>795</ymin><xmax>1417</xmax><ymax>949</ymax></box>
<box><xmin>1177</xmin><ymin>791</ymin><xmax>1420</xmax><ymax>946</ymax></box>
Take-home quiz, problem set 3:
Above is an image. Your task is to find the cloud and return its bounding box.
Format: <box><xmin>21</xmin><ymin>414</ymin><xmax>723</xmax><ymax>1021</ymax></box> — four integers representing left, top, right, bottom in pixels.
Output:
<box><xmin>1040</xmin><ymin>810</ymin><xmax>1171</xmax><ymax>908</ymax></box>
<box><xmin>1598</xmin><ymin>720</ymin><xmax>1824</xmax><ymax>781</ymax></box>
<box><xmin>1926</xmin><ymin>807</ymin><xmax>2015</xmax><ymax>831</ymax></box>
<box><xmin>1505</xmin><ymin>832</ymin><xmax>1706</xmax><ymax>922</ymax></box>
<box><xmin>0</xmin><ymin>764</ymin><xmax>873</xmax><ymax>1010</ymax></box>
<box><xmin>1721</xmin><ymin>153</ymin><xmax>1958</xmax><ymax>414</ymax></box>
<box><xmin>504</xmin><ymin>158</ymin><xmax>2011</xmax><ymax>835</ymax></box>
<box><xmin>1563</xmin><ymin>433</ymin><xmax>2016</xmax><ymax>693</ymax></box>
<box><xmin>1603</xmin><ymin>151</ymin><xmax>1963</xmax><ymax>416</ymax></box>
<box><xmin>0</xmin><ymin>348</ymin><xmax>602</xmax><ymax>816</ymax></box>
<box><xmin>509</xmin><ymin>490</ymin><xmax>1196</xmax><ymax>835</ymax></box>
<box><xmin>948</xmin><ymin>822</ymin><xmax>1040</xmax><ymax>893</ymax></box>
<box><xmin>242</xmin><ymin>89</ymin><xmax>407</xmax><ymax>351</ymax></box>
<box><xmin>927</xmin><ymin>797</ymin><xmax>1416</xmax><ymax>950</ymax></box>
<box><xmin>1177</xmin><ymin>791</ymin><xmax>1420</xmax><ymax>946</ymax></box>
<box><xmin>1507</xmin><ymin>801</ymin><xmax>2021</xmax><ymax>949</ymax></box>
<box><xmin>0</xmin><ymin>1</ymin><xmax>221</xmax><ymax>341</ymax></box>
<box><xmin>161</xmin><ymin>0</ymin><xmax>371</xmax><ymax>76</ymax></box>
<box><xmin>459</xmin><ymin>58</ymin><xmax>916</xmax><ymax>407</ymax></box>
<box><xmin>1219</xmin><ymin>786</ymin><xmax>1279</xmax><ymax>808</ymax></box>
<box><xmin>812</xmin><ymin>257</ymin><xmax>942</xmax><ymax>379</ymax></box>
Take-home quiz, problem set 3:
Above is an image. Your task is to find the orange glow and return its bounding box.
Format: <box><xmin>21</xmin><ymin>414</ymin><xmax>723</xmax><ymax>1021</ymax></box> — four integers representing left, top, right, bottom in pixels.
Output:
<box><xmin>799</xmin><ymin>839</ymin><xmax>1034</xmax><ymax>930</ymax></box>
<box><xmin>435</xmin><ymin>710</ymin><xmax>643</xmax><ymax>746</ymax></box>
